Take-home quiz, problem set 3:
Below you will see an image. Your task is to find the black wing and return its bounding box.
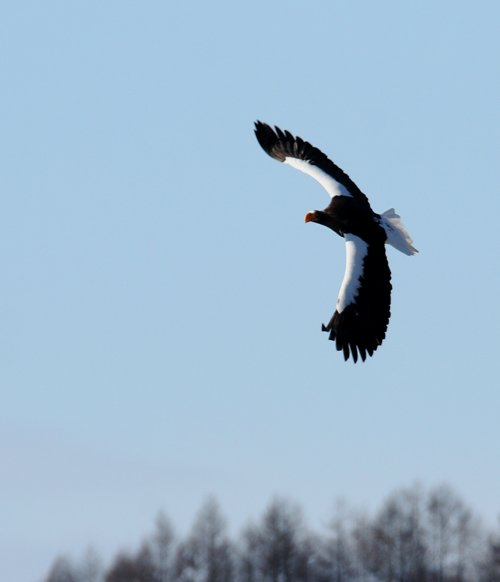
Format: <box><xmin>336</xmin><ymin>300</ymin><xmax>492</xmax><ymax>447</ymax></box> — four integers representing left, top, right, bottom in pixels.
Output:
<box><xmin>254</xmin><ymin>121</ymin><xmax>372</xmax><ymax>208</ymax></box>
<box><xmin>322</xmin><ymin>235</ymin><xmax>392</xmax><ymax>363</ymax></box>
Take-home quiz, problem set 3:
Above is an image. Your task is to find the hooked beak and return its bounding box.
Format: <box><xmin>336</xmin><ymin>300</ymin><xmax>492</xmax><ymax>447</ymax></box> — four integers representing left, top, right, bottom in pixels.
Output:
<box><xmin>304</xmin><ymin>211</ymin><xmax>316</xmax><ymax>223</ymax></box>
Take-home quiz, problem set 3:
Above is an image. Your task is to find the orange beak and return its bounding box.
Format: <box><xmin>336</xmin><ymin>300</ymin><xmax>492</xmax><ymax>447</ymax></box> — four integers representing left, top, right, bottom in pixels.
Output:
<box><xmin>304</xmin><ymin>211</ymin><xmax>316</xmax><ymax>223</ymax></box>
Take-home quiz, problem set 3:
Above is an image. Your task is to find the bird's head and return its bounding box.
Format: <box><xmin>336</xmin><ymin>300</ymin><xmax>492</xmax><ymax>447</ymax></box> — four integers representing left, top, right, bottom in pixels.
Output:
<box><xmin>304</xmin><ymin>210</ymin><xmax>329</xmax><ymax>226</ymax></box>
<box><xmin>305</xmin><ymin>209</ymin><xmax>344</xmax><ymax>238</ymax></box>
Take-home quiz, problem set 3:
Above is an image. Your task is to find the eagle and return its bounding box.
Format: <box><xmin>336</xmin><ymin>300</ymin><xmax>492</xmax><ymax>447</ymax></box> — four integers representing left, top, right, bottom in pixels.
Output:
<box><xmin>254</xmin><ymin>121</ymin><xmax>417</xmax><ymax>362</ymax></box>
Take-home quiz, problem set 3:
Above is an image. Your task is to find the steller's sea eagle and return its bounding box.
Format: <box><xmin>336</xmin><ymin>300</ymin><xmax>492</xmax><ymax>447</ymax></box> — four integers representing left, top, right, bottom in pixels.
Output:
<box><xmin>254</xmin><ymin>121</ymin><xmax>417</xmax><ymax>363</ymax></box>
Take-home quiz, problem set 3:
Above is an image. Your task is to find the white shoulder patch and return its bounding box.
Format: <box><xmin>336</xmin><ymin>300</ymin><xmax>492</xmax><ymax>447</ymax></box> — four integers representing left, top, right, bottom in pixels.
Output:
<box><xmin>284</xmin><ymin>156</ymin><xmax>352</xmax><ymax>199</ymax></box>
<box><xmin>336</xmin><ymin>234</ymin><xmax>369</xmax><ymax>313</ymax></box>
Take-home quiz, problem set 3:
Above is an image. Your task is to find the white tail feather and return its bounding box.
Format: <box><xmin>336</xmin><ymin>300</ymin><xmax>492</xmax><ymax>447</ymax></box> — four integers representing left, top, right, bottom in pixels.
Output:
<box><xmin>381</xmin><ymin>208</ymin><xmax>418</xmax><ymax>256</ymax></box>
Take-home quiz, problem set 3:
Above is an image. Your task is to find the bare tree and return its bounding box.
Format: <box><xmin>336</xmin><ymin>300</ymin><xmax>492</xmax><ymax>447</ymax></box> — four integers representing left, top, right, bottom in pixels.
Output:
<box><xmin>43</xmin><ymin>555</ymin><xmax>80</xmax><ymax>582</ymax></box>
<box><xmin>105</xmin><ymin>543</ymin><xmax>155</xmax><ymax>582</ymax></box>
<box><xmin>79</xmin><ymin>547</ymin><xmax>104</xmax><ymax>582</ymax></box>
<box><xmin>150</xmin><ymin>511</ymin><xmax>176</xmax><ymax>582</ymax></box>
<box><xmin>238</xmin><ymin>523</ymin><xmax>262</xmax><ymax>582</ymax></box>
<box><xmin>262</xmin><ymin>498</ymin><xmax>301</xmax><ymax>581</ymax></box>
<box><xmin>239</xmin><ymin>497</ymin><xmax>316</xmax><ymax>582</ymax></box>
<box><xmin>105</xmin><ymin>552</ymin><xmax>137</xmax><ymax>582</ymax></box>
<box><xmin>426</xmin><ymin>484</ymin><xmax>486</xmax><ymax>582</ymax></box>
<box><xmin>483</xmin><ymin>521</ymin><xmax>500</xmax><ymax>581</ymax></box>
<box><xmin>427</xmin><ymin>484</ymin><xmax>460</xmax><ymax>581</ymax></box>
<box><xmin>454</xmin><ymin>506</ymin><xmax>485</xmax><ymax>582</ymax></box>
<box><xmin>319</xmin><ymin>501</ymin><xmax>357</xmax><ymax>582</ymax></box>
<box><xmin>41</xmin><ymin>484</ymin><xmax>495</xmax><ymax>582</ymax></box>
<box><xmin>174</xmin><ymin>497</ymin><xmax>234</xmax><ymax>582</ymax></box>
<box><xmin>355</xmin><ymin>485</ymin><xmax>427</xmax><ymax>581</ymax></box>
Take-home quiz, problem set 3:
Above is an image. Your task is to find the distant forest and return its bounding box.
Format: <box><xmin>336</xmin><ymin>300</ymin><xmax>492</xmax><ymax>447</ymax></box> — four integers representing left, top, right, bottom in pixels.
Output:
<box><xmin>44</xmin><ymin>483</ymin><xmax>500</xmax><ymax>582</ymax></box>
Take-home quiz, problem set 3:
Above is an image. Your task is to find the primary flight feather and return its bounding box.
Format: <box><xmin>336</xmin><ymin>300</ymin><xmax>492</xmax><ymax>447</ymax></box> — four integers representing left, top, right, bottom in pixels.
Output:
<box><xmin>254</xmin><ymin>121</ymin><xmax>417</xmax><ymax>362</ymax></box>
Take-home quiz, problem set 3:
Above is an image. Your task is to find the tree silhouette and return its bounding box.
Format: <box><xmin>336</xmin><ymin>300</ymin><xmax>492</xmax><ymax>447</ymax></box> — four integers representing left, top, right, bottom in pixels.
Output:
<box><xmin>105</xmin><ymin>543</ymin><xmax>155</xmax><ymax>582</ymax></box>
<box><xmin>44</xmin><ymin>555</ymin><xmax>79</xmax><ymax>582</ymax></box>
<box><xmin>174</xmin><ymin>497</ymin><xmax>234</xmax><ymax>582</ymax></box>
<box><xmin>238</xmin><ymin>498</ymin><xmax>316</xmax><ymax>582</ymax></box>
<box><xmin>42</xmin><ymin>483</ymin><xmax>497</xmax><ymax>582</ymax></box>
<box><xmin>483</xmin><ymin>521</ymin><xmax>500</xmax><ymax>581</ymax></box>
<box><xmin>319</xmin><ymin>501</ymin><xmax>357</xmax><ymax>582</ymax></box>
<box><xmin>355</xmin><ymin>485</ymin><xmax>427</xmax><ymax>581</ymax></box>
<box><xmin>426</xmin><ymin>484</ymin><xmax>485</xmax><ymax>581</ymax></box>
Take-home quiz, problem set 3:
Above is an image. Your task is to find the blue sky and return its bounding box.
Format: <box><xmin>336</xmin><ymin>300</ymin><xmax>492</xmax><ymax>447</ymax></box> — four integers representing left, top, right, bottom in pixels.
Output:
<box><xmin>1</xmin><ymin>1</ymin><xmax>499</xmax><ymax>580</ymax></box>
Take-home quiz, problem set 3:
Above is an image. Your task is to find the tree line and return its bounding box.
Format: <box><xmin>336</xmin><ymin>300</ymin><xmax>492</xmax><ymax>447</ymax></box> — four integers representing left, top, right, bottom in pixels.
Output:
<box><xmin>43</xmin><ymin>483</ymin><xmax>500</xmax><ymax>582</ymax></box>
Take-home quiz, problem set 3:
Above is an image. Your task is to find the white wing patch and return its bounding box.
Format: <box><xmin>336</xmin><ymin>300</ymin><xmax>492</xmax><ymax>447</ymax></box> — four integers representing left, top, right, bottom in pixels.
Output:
<box><xmin>336</xmin><ymin>234</ymin><xmax>369</xmax><ymax>313</ymax></box>
<box><xmin>284</xmin><ymin>156</ymin><xmax>353</xmax><ymax>199</ymax></box>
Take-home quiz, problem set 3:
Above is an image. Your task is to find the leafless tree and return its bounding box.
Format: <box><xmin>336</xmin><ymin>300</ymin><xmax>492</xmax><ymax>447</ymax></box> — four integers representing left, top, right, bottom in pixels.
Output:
<box><xmin>260</xmin><ymin>498</ymin><xmax>301</xmax><ymax>581</ymax></box>
<box><xmin>43</xmin><ymin>555</ymin><xmax>80</xmax><ymax>582</ymax></box>
<box><xmin>78</xmin><ymin>547</ymin><xmax>104</xmax><ymax>582</ymax></box>
<box><xmin>355</xmin><ymin>485</ymin><xmax>427</xmax><ymax>581</ymax></box>
<box><xmin>174</xmin><ymin>497</ymin><xmax>234</xmax><ymax>582</ymax></box>
<box><xmin>105</xmin><ymin>543</ymin><xmax>155</xmax><ymax>582</ymax></box>
<box><xmin>40</xmin><ymin>484</ymin><xmax>495</xmax><ymax>582</ymax></box>
<box><xmin>104</xmin><ymin>552</ymin><xmax>137</xmax><ymax>582</ymax></box>
<box><xmin>238</xmin><ymin>497</ymin><xmax>316</xmax><ymax>582</ymax></box>
<box><xmin>319</xmin><ymin>501</ymin><xmax>357</xmax><ymax>582</ymax></box>
<box><xmin>482</xmin><ymin>520</ymin><xmax>500</xmax><ymax>581</ymax></box>
<box><xmin>238</xmin><ymin>522</ymin><xmax>262</xmax><ymax>582</ymax></box>
<box><xmin>426</xmin><ymin>484</ymin><xmax>485</xmax><ymax>582</ymax></box>
<box><xmin>427</xmin><ymin>484</ymin><xmax>460</xmax><ymax>581</ymax></box>
<box><xmin>150</xmin><ymin>511</ymin><xmax>176</xmax><ymax>582</ymax></box>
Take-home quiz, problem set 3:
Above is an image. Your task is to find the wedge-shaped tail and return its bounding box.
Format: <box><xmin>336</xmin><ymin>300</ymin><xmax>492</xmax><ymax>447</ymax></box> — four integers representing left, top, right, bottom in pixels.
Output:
<box><xmin>380</xmin><ymin>208</ymin><xmax>418</xmax><ymax>256</ymax></box>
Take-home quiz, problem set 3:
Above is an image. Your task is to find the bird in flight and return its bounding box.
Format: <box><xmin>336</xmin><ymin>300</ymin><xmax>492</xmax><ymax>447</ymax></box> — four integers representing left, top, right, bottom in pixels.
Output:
<box><xmin>254</xmin><ymin>121</ymin><xmax>417</xmax><ymax>363</ymax></box>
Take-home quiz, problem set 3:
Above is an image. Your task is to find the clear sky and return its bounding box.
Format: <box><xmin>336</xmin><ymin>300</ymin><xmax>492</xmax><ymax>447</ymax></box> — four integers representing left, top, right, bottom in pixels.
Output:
<box><xmin>2</xmin><ymin>1</ymin><xmax>499</xmax><ymax>580</ymax></box>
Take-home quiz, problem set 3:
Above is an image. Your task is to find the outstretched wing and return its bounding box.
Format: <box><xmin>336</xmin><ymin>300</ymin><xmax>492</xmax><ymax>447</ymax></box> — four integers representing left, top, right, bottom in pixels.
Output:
<box><xmin>322</xmin><ymin>233</ymin><xmax>392</xmax><ymax>363</ymax></box>
<box><xmin>254</xmin><ymin>121</ymin><xmax>371</xmax><ymax>208</ymax></box>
